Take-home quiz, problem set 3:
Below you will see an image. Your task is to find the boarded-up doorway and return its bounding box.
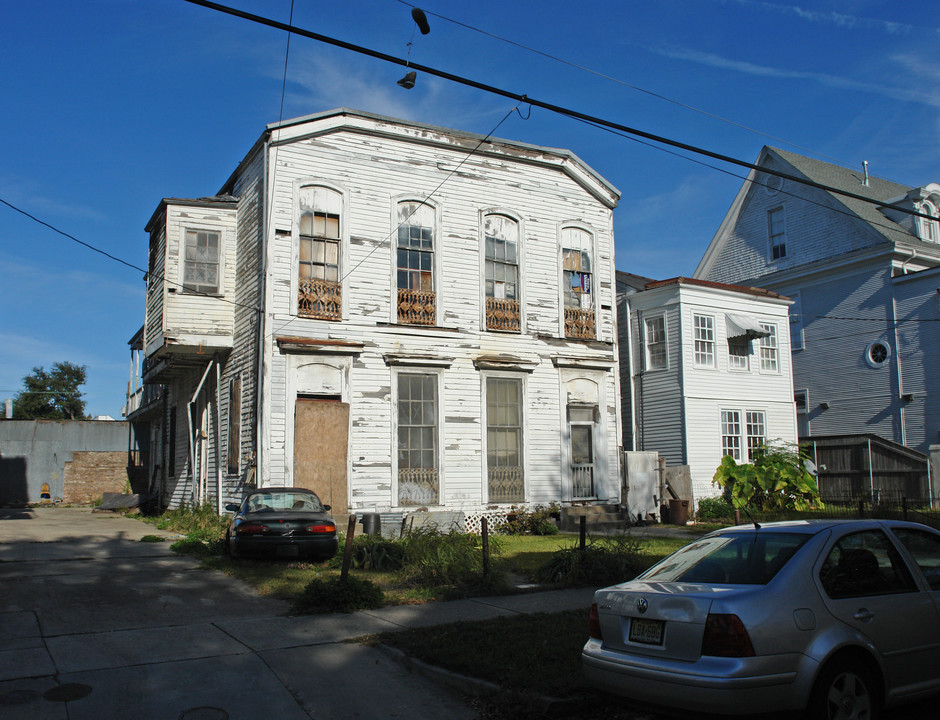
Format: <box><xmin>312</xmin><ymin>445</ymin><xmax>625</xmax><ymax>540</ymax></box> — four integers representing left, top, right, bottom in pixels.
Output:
<box><xmin>293</xmin><ymin>396</ymin><xmax>349</xmax><ymax>513</ymax></box>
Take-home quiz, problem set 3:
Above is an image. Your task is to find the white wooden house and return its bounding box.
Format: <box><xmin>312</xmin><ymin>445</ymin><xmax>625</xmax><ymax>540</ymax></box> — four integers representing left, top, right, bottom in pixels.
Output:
<box><xmin>695</xmin><ymin>147</ymin><xmax>940</xmax><ymax>454</ymax></box>
<box><xmin>127</xmin><ymin>108</ymin><xmax>622</xmax><ymax>521</ymax></box>
<box><xmin>617</xmin><ymin>274</ymin><xmax>798</xmax><ymax>502</ymax></box>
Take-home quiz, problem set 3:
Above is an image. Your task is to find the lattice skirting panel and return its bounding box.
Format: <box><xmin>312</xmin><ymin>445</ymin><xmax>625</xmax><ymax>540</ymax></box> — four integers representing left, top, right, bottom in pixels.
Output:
<box><xmin>464</xmin><ymin>510</ymin><xmax>512</xmax><ymax>535</ymax></box>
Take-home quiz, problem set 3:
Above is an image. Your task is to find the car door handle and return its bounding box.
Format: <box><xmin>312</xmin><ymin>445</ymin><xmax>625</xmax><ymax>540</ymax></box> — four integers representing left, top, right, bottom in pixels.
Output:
<box><xmin>853</xmin><ymin>609</ymin><xmax>874</xmax><ymax>622</ymax></box>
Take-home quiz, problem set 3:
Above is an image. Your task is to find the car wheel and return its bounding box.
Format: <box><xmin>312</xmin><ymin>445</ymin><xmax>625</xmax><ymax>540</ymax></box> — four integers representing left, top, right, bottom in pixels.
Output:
<box><xmin>807</xmin><ymin>658</ymin><xmax>880</xmax><ymax>720</ymax></box>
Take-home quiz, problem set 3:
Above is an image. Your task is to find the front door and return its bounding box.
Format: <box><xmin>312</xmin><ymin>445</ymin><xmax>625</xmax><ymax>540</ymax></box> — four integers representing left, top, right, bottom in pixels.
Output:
<box><xmin>293</xmin><ymin>396</ymin><xmax>349</xmax><ymax>512</ymax></box>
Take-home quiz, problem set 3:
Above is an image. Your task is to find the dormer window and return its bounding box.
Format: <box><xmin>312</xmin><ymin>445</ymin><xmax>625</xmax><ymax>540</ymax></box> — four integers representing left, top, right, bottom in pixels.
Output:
<box><xmin>919</xmin><ymin>200</ymin><xmax>939</xmax><ymax>243</ymax></box>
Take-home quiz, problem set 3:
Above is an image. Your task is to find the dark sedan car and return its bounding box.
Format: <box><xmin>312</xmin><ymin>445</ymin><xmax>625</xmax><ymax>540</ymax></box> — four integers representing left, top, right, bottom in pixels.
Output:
<box><xmin>225</xmin><ymin>487</ymin><xmax>338</xmax><ymax>560</ymax></box>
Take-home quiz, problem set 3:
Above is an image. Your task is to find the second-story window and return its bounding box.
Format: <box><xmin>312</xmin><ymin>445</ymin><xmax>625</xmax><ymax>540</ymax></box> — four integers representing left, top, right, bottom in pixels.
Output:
<box><xmin>484</xmin><ymin>214</ymin><xmax>520</xmax><ymax>331</ymax></box>
<box><xmin>759</xmin><ymin>323</ymin><xmax>778</xmax><ymax>372</ymax></box>
<box><xmin>183</xmin><ymin>229</ymin><xmax>220</xmax><ymax>294</ymax></box>
<box><xmin>397</xmin><ymin>201</ymin><xmax>436</xmax><ymax>326</ymax></box>
<box><xmin>645</xmin><ymin>316</ymin><xmax>667</xmax><ymax>370</ymax></box>
<box><xmin>298</xmin><ymin>185</ymin><xmax>342</xmax><ymax>320</ymax></box>
<box><xmin>694</xmin><ymin>314</ymin><xmax>715</xmax><ymax>367</ymax></box>
<box><xmin>768</xmin><ymin>207</ymin><xmax>786</xmax><ymax>260</ymax></box>
<box><xmin>562</xmin><ymin>227</ymin><xmax>595</xmax><ymax>340</ymax></box>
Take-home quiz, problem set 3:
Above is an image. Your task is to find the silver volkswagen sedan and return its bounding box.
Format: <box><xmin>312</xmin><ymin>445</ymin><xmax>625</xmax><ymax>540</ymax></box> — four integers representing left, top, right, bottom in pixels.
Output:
<box><xmin>581</xmin><ymin>519</ymin><xmax>940</xmax><ymax>719</ymax></box>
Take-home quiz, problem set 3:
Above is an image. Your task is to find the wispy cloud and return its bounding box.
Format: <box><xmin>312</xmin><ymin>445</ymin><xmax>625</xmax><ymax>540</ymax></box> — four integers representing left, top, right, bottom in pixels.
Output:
<box><xmin>0</xmin><ymin>174</ymin><xmax>110</xmax><ymax>224</ymax></box>
<box><xmin>727</xmin><ymin>0</ymin><xmax>925</xmax><ymax>36</ymax></box>
<box><xmin>652</xmin><ymin>46</ymin><xmax>940</xmax><ymax>108</ymax></box>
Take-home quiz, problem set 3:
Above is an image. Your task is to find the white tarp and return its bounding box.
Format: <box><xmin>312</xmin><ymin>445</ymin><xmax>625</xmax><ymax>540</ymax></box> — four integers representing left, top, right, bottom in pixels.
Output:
<box><xmin>624</xmin><ymin>451</ymin><xmax>659</xmax><ymax>522</ymax></box>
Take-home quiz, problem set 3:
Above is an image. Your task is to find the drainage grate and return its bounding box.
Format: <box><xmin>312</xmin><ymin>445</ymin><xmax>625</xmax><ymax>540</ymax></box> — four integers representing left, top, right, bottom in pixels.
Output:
<box><xmin>43</xmin><ymin>683</ymin><xmax>93</xmax><ymax>702</ymax></box>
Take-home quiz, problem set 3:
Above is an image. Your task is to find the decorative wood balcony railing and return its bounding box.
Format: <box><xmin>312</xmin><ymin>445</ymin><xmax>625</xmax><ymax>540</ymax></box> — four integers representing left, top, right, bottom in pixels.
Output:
<box><xmin>299</xmin><ymin>278</ymin><xmax>342</xmax><ymax>321</ymax></box>
<box><xmin>485</xmin><ymin>297</ymin><xmax>521</xmax><ymax>332</ymax></box>
<box><xmin>488</xmin><ymin>466</ymin><xmax>524</xmax><ymax>503</ymax></box>
<box><xmin>564</xmin><ymin>307</ymin><xmax>596</xmax><ymax>340</ymax></box>
<box><xmin>397</xmin><ymin>288</ymin><xmax>436</xmax><ymax>326</ymax></box>
<box><xmin>398</xmin><ymin>467</ymin><xmax>440</xmax><ymax>506</ymax></box>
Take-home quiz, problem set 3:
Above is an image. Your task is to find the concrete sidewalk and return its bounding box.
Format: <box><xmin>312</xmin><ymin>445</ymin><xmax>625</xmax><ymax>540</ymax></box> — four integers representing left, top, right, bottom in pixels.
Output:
<box><xmin>0</xmin><ymin>508</ymin><xmax>595</xmax><ymax>720</ymax></box>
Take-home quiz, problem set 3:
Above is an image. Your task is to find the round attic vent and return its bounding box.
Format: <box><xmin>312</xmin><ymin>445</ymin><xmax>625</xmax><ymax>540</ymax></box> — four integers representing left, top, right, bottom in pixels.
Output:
<box><xmin>865</xmin><ymin>341</ymin><xmax>891</xmax><ymax>368</ymax></box>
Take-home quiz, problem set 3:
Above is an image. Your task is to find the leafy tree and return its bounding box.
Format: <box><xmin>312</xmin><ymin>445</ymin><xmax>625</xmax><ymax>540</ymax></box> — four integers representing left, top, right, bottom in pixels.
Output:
<box><xmin>13</xmin><ymin>362</ymin><xmax>88</xmax><ymax>420</ymax></box>
<box><xmin>713</xmin><ymin>441</ymin><xmax>823</xmax><ymax>512</ymax></box>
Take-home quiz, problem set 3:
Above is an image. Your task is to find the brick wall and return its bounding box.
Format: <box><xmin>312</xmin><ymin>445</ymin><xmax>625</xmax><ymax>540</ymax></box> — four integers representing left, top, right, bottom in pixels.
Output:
<box><xmin>63</xmin><ymin>452</ymin><xmax>130</xmax><ymax>505</ymax></box>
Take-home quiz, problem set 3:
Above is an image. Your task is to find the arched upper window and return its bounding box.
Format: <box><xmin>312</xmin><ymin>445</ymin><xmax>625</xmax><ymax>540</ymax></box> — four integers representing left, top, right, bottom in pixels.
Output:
<box><xmin>919</xmin><ymin>200</ymin><xmax>939</xmax><ymax>243</ymax></box>
<box><xmin>561</xmin><ymin>226</ymin><xmax>595</xmax><ymax>339</ymax></box>
<box><xmin>297</xmin><ymin>185</ymin><xmax>343</xmax><ymax>320</ymax></box>
<box><xmin>396</xmin><ymin>201</ymin><xmax>436</xmax><ymax>326</ymax></box>
<box><xmin>484</xmin><ymin>213</ymin><xmax>520</xmax><ymax>332</ymax></box>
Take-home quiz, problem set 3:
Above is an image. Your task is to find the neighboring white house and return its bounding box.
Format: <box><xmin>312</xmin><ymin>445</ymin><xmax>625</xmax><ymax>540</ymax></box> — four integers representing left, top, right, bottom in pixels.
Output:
<box><xmin>617</xmin><ymin>273</ymin><xmax>798</xmax><ymax>503</ymax></box>
<box><xmin>127</xmin><ymin>108</ymin><xmax>622</xmax><ymax>520</ymax></box>
<box><xmin>695</xmin><ymin>146</ymin><xmax>940</xmax><ymax>453</ymax></box>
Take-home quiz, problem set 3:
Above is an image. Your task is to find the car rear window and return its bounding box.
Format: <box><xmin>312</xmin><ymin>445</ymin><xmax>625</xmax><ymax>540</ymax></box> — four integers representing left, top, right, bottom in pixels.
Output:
<box><xmin>247</xmin><ymin>492</ymin><xmax>325</xmax><ymax>512</ymax></box>
<box><xmin>638</xmin><ymin>532</ymin><xmax>810</xmax><ymax>585</ymax></box>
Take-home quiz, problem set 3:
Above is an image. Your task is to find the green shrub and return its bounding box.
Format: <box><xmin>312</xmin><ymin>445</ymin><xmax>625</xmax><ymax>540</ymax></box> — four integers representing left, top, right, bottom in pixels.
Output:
<box><xmin>139</xmin><ymin>534</ymin><xmax>166</xmax><ymax>543</ymax></box>
<box><xmin>696</xmin><ymin>496</ymin><xmax>735</xmax><ymax>521</ymax></box>
<box><xmin>536</xmin><ymin>534</ymin><xmax>644</xmax><ymax>587</ymax></box>
<box><xmin>500</xmin><ymin>504</ymin><xmax>560</xmax><ymax>535</ymax></box>
<box><xmin>292</xmin><ymin>575</ymin><xmax>385</xmax><ymax>614</ymax></box>
<box><xmin>347</xmin><ymin>533</ymin><xmax>406</xmax><ymax>571</ymax></box>
<box><xmin>152</xmin><ymin>502</ymin><xmax>230</xmax><ymax>542</ymax></box>
<box><xmin>397</xmin><ymin>527</ymin><xmax>493</xmax><ymax>587</ymax></box>
<box><xmin>170</xmin><ymin>537</ymin><xmax>226</xmax><ymax>557</ymax></box>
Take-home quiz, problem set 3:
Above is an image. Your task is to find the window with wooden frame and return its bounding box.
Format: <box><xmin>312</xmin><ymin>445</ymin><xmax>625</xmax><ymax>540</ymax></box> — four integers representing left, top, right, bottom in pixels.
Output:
<box><xmin>694</xmin><ymin>314</ymin><xmax>715</xmax><ymax>367</ymax></box>
<box><xmin>396</xmin><ymin>372</ymin><xmax>440</xmax><ymax>506</ymax></box>
<box><xmin>644</xmin><ymin>315</ymin><xmax>667</xmax><ymax>370</ymax></box>
<box><xmin>561</xmin><ymin>227</ymin><xmax>595</xmax><ymax>339</ymax></box>
<box><xmin>768</xmin><ymin>206</ymin><xmax>786</xmax><ymax>260</ymax></box>
<box><xmin>484</xmin><ymin>214</ymin><xmax>520</xmax><ymax>331</ymax></box>
<box><xmin>396</xmin><ymin>201</ymin><xmax>436</xmax><ymax>326</ymax></box>
<box><xmin>759</xmin><ymin>323</ymin><xmax>779</xmax><ymax>372</ymax></box>
<box><xmin>183</xmin><ymin>229</ymin><xmax>221</xmax><ymax>294</ymax></box>
<box><xmin>297</xmin><ymin>185</ymin><xmax>342</xmax><ymax>320</ymax></box>
<box><xmin>486</xmin><ymin>376</ymin><xmax>524</xmax><ymax>503</ymax></box>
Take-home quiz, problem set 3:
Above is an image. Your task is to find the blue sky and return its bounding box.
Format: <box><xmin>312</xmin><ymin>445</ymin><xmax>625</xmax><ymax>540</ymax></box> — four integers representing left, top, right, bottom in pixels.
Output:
<box><xmin>2</xmin><ymin>0</ymin><xmax>938</xmax><ymax>418</ymax></box>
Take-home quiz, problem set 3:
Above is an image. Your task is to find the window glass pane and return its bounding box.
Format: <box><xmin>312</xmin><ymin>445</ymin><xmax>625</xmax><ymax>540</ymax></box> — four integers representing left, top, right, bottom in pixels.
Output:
<box><xmin>819</xmin><ymin>531</ymin><xmax>918</xmax><ymax>598</ymax></box>
<box><xmin>892</xmin><ymin>529</ymin><xmax>940</xmax><ymax>590</ymax></box>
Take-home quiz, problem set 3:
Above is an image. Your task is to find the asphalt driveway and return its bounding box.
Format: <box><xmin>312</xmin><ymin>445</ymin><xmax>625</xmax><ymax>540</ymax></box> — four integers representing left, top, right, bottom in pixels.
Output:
<box><xmin>0</xmin><ymin>507</ymin><xmax>479</xmax><ymax>720</ymax></box>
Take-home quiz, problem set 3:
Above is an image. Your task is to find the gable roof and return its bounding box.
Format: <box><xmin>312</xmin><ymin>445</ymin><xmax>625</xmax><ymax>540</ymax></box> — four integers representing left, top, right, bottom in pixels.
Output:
<box><xmin>695</xmin><ymin>146</ymin><xmax>930</xmax><ymax>279</ymax></box>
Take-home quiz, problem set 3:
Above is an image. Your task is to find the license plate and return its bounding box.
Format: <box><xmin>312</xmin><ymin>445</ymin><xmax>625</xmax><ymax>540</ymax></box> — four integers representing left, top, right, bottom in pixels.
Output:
<box><xmin>629</xmin><ymin>618</ymin><xmax>664</xmax><ymax>645</ymax></box>
<box><xmin>275</xmin><ymin>545</ymin><xmax>299</xmax><ymax>557</ymax></box>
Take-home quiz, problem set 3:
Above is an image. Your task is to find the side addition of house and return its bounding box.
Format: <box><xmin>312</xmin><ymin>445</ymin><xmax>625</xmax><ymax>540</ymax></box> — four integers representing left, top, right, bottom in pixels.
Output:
<box><xmin>126</xmin><ymin>108</ymin><xmax>622</xmax><ymax>521</ymax></box>
<box><xmin>617</xmin><ymin>274</ymin><xmax>798</xmax><ymax>503</ymax></box>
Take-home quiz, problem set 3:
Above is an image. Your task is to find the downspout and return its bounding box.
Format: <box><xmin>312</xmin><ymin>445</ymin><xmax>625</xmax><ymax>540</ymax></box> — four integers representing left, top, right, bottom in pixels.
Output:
<box><xmin>868</xmin><ymin>437</ymin><xmax>875</xmax><ymax>500</ymax></box>
<box><xmin>255</xmin><ymin>134</ymin><xmax>270</xmax><ymax>490</ymax></box>
<box><xmin>891</xmin><ymin>296</ymin><xmax>906</xmax><ymax>447</ymax></box>
<box><xmin>216</xmin><ymin>359</ymin><xmax>222</xmax><ymax>515</ymax></box>
<box><xmin>899</xmin><ymin>247</ymin><xmax>917</xmax><ymax>275</ymax></box>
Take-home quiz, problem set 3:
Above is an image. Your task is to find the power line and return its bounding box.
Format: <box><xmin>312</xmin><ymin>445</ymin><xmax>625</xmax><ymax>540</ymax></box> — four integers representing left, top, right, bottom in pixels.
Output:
<box><xmin>182</xmin><ymin>0</ymin><xmax>935</xmax><ymax>223</ymax></box>
<box><xmin>394</xmin><ymin>0</ymin><xmax>856</xmax><ymax>171</ymax></box>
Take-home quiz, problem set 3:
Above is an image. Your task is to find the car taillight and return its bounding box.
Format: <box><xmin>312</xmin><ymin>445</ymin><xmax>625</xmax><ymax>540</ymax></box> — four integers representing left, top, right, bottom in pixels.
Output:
<box><xmin>701</xmin><ymin>613</ymin><xmax>755</xmax><ymax>657</ymax></box>
<box><xmin>589</xmin><ymin>603</ymin><xmax>603</xmax><ymax>640</ymax></box>
<box><xmin>236</xmin><ymin>524</ymin><xmax>270</xmax><ymax>535</ymax></box>
<box><xmin>306</xmin><ymin>523</ymin><xmax>336</xmax><ymax>534</ymax></box>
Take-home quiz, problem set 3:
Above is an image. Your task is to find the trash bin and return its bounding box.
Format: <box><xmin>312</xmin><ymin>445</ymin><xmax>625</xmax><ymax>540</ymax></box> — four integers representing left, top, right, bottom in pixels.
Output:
<box><xmin>361</xmin><ymin>512</ymin><xmax>381</xmax><ymax>535</ymax></box>
<box><xmin>669</xmin><ymin>499</ymin><xmax>689</xmax><ymax>525</ymax></box>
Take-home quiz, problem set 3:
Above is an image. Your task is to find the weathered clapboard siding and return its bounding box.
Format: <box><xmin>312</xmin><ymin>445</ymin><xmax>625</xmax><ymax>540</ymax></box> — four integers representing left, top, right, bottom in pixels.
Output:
<box><xmin>144</xmin><ymin>222</ymin><xmax>167</xmax><ymax>356</ymax></box>
<box><xmin>139</xmin><ymin>109</ymin><xmax>621</xmax><ymax>515</ymax></box>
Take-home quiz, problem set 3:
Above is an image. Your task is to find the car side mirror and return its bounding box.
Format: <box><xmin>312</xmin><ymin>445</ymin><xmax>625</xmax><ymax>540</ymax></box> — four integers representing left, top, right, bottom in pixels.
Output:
<box><xmin>224</xmin><ymin>503</ymin><xmax>240</xmax><ymax>512</ymax></box>
<box><xmin>323</xmin><ymin>504</ymin><xmax>331</xmax><ymax>512</ymax></box>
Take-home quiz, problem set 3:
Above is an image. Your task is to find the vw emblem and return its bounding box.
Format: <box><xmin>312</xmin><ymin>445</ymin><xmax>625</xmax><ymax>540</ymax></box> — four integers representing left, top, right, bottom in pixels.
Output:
<box><xmin>636</xmin><ymin>597</ymin><xmax>648</xmax><ymax>614</ymax></box>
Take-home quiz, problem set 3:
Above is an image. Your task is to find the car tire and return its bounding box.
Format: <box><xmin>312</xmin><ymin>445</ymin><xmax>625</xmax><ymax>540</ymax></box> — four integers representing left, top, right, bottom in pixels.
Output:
<box><xmin>807</xmin><ymin>657</ymin><xmax>881</xmax><ymax>720</ymax></box>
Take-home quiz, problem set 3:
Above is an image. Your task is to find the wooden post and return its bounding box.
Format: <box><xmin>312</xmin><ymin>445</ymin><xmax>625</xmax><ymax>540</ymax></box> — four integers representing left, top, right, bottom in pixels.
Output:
<box><xmin>481</xmin><ymin>517</ymin><xmax>489</xmax><ymax>578</ymax></box>
<box><xmin>580</xmin><ymin>515</ymin><xmax>586</xmax><ymax>550</ymax></box>
<box><xmin>340</xmin><ymin>514</ymin><xmax>357</xmax><ymax>583</ymax></box>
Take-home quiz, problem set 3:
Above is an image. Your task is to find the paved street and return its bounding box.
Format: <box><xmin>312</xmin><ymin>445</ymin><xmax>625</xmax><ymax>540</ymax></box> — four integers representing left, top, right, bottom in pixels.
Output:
<box><xmin>1</xmin><ymin>508</ymin><xmax>936</xmax><ymax>720</ymax></box>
